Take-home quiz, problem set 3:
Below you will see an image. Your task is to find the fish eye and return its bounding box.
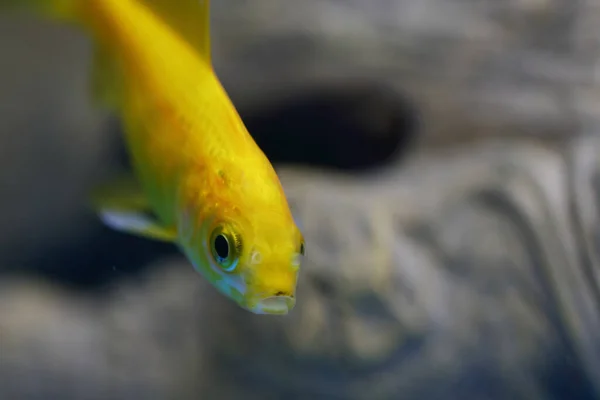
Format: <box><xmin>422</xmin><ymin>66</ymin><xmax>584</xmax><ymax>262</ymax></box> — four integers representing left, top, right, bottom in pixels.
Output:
<box><xmin>300</xmin><ymin>240</ymin><xmax>305</xmax><ymax>256</ymax></box>
<box><xmin>210</xmin><ymin>225</ymin><xmax>242</xmax><ymax>272</ymax></box>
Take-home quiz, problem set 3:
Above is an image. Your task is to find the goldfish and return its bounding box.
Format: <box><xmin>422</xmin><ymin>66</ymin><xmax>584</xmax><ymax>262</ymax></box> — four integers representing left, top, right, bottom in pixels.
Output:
<box><xmin>3</xmin><ymin>0</ymin><xmax>305</xmax><ymax>315</ymax></box>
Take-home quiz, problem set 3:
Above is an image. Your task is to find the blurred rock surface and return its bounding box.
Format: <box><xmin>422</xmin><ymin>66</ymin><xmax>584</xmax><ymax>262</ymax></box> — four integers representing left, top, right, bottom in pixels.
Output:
<box><xmin>1</xmin><ymin>1</ymin><xmax>600</xmax><ymax>399</ymax></box>
<box><xmin>2</xmin><ymin>135</ymin><xmax>600</xmax><ymax>399</ymax></box>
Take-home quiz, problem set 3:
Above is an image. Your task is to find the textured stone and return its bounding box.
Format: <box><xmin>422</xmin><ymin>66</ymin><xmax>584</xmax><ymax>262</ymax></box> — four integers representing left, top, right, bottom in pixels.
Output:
<box><xmin>1</xmin><ymin>136</ymin><xmax>600</xmax><ymax>399</ymax></box>
<box><xmin>210</xmin><ymin>0</ymin><xmax>600</xmax><ymax>143</ymax></box>
<box><xmin>1</xmin><ymin>1</ymin><xmax>600</xmax><ymax>399</ymax></box>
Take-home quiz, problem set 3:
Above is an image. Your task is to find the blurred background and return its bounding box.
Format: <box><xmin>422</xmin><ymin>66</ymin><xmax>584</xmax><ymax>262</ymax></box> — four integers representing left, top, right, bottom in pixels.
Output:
<box><xmin>1</xmin><ymin>1</ymin><xmax>600</xmax><ymax>399</ymax></box>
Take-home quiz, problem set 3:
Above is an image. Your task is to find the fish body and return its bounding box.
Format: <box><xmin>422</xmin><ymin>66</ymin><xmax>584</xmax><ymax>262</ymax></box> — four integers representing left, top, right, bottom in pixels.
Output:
<box><xmin>4</xmin><ymin>0</ymin><xmax>304</xmax><ymax>315</ymax></box>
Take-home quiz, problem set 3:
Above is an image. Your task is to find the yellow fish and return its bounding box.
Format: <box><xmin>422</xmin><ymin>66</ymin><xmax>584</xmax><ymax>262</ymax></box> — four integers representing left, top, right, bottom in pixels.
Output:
<box><xmin>4</xmin><ymin>0</ymin><xmax>305</xmax><ymax>315</ymax></box>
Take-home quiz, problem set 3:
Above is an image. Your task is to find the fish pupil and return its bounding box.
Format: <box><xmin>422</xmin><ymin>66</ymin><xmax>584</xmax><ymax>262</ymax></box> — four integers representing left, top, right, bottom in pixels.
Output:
<box><xmin>214</xmin><ymin>234</ymin><xmax>229</xmax><ymax>260</ymax></box>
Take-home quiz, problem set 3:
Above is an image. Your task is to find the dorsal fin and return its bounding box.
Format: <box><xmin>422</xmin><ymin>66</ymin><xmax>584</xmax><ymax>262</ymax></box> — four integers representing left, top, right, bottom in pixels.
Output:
<box><xmin>140</xmin><ymin>0</ymin><xmax>211</xmax><ymax>63</ymax></box>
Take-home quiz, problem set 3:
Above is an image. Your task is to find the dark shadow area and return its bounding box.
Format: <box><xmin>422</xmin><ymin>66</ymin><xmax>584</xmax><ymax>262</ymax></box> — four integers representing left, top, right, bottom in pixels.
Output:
<box><xmin>24</xmin><ymin>224</ymin><xmax>179</xmax><ymax>293</ymax></box>
<box><xmin>241</xmin><ymin>82</ymin><xmax>419</xmax><ymax>172</ymax></box>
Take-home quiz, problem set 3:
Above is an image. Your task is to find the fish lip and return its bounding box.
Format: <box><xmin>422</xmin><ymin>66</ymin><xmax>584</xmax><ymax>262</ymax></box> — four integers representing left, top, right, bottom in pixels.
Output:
<box><xmin>250</xmin><ymin>296</ymin><xmax>296</xmax><ymax>315</ymax></box>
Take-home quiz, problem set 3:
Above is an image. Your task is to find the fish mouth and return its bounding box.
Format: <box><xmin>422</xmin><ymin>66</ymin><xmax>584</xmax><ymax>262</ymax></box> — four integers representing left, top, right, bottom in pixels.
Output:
<box><xmin>251</xmin><ymin>296</ymin><xmax>296</xmax><ymax>315</ymax></box>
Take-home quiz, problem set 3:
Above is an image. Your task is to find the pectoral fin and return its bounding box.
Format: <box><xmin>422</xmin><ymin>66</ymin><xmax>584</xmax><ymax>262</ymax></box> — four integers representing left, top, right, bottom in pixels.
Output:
<box><xmin>98</xmin><ymin>209</ymin><xmax>177</xmax><ymax>242</ymax></box>
<box><xmin>91</xmin><ymin>174</ymin><xmax>177</xmax><ymax>242</ymax></box>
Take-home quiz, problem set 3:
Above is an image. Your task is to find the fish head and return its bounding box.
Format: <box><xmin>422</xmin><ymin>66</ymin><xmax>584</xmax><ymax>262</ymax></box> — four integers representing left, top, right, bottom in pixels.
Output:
<box><xmin>180</xmin><ymin>198</ymin><xmax>305</xmax><ymax>316</ymax></box>
<box><xmin>235</xmin><ymin>213</ymin><xmax>304</xmax><ymax>315</ymax></box>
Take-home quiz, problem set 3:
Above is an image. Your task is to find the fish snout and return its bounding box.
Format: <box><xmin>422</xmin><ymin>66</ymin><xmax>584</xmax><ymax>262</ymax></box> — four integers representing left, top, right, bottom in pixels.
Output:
<box><xmin>243</xmin><ymin>261</ymin><xmax>299</xmax><ymax>315</ymax></box>
<box><xmin>251</xmin><ymin>294</ymin><xmax>296</xmax><ymax>315</ymax></box>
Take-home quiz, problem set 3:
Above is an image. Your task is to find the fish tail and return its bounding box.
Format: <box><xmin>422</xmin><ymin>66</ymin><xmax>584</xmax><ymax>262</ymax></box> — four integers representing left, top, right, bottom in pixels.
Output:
<box><xmin>0</xmin><ymin>0</ymin><xmax>80</xmax><ymax>21</ymax></box>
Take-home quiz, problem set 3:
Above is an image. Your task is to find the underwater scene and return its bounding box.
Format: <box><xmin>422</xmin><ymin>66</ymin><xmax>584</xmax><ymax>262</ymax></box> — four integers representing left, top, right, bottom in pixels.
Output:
<box><xmin>0</xmin><ymin>0</ymin><xmax>599</xmax><ymax>399</ymax></box>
